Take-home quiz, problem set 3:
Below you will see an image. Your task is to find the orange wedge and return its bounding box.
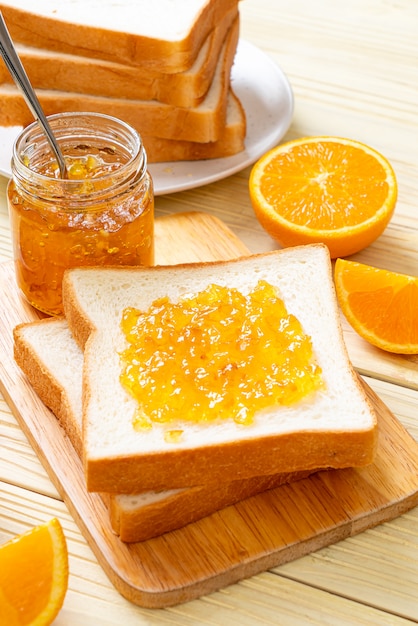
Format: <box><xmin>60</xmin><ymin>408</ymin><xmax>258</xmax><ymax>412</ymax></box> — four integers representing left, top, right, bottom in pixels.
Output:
<box><xmin>335</xmin><ymin>258</ymin><xmax>418</xmax><ymax>354</ymax></box>
<box><xmin>0</xmin><ymin>518</ymin><xmax>68</xmax><ymax>626</ymax></box>
<box><xmin>249</xmin><ymin>136</ymin><xmax>397</xmax><ymax>258</ymax></box>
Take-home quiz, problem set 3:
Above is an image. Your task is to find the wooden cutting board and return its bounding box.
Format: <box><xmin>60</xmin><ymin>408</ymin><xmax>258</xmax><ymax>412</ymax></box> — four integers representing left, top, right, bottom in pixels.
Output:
<box><xmin>1</xmin><ymin>211</ymin><xmax>418</xmax><ymax>609</ymax></box>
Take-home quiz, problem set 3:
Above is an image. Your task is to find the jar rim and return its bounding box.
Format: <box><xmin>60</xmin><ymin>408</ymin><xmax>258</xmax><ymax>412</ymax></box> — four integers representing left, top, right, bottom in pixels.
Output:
<box><xmin>12</xmin><ymin>111</ymin><xmax>146</xmax><ymax>188</ymax></box>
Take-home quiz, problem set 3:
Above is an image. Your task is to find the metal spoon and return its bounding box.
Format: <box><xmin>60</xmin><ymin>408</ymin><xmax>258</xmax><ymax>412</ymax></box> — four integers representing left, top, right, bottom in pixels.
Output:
<box><xmin>0</xmin><ymin>11</ymin><xmax>68</xmax><ymax>178</ymax></box>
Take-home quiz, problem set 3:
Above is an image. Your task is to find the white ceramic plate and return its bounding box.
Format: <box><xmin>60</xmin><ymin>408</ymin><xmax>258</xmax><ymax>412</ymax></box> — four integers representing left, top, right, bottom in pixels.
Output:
<box><xmin>0</xmin><ymin>40</ymin><xmax>293</xmax><ymax>195</ymax></box>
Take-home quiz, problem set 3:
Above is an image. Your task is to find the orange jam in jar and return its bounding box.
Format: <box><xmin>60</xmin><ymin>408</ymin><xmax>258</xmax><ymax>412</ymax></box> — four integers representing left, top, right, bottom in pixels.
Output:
<box><xmin>8</xmin><ymin>112</ymin><xmax>154</xmax><ymax>316</ymax></box>
<box><xmin>119</xmin><ymin>280</ymin><xmax>323</xmax><ymax>434</ymax></box>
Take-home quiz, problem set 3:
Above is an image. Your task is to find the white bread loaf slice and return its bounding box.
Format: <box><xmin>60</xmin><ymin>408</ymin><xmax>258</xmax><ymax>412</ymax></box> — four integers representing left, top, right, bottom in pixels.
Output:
<box><xmin>61</xmin><ymin>245</ymin><xmax>378</xmax><ymax>494</ymax></box>
<box><xmin>0</xmin><ymin>8</ymin><xmax>238</xmax><ymax>107</ymax></box>
<box><xmin>141</xmin><ymin>90</ymin><xmax>245</xmax><ymax>162</ymax></box>
<box><xmin>13</xmin><ymin>317</ymin><xmax>312</xmax><ymax>543</ymax></box>
<box><xmin>0</xmin><ymin>0</ymin><xmax>239</xmax><ymax>71</ymax></box>
<box><xmin>0</xmin><ymin>16</ymin><xmax>239</xmax><ymax>144</ymax></box>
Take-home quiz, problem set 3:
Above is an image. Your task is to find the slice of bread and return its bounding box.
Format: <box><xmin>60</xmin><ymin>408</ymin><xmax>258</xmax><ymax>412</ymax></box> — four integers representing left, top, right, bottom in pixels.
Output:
<box><xmin>13</xmin><ymin>316</ymin><xmax>312</xmax><ymax>542</ymax></box>
<box><xmin>141</xmin><ymin>90</ymin><xmax>245</xmax><ymax>162</ymax></box>
<box><xmin>61</xmin><ymin>245</ymin><xmax>378</xmax><ymax>494</ymax></box>
<box><xmin>0</xmin><ymin>8</ymin><xmax>238</xmax><ymax>107</ymax></box>
<box><xmin>0</xmin><ymin>0</ymin><xmax>239</xmax><ymax>70</ymax></box>
<box><xmin>0</xmin><ymin>16</ymin><xmax>239</xmax><ymax>143</ymax></box>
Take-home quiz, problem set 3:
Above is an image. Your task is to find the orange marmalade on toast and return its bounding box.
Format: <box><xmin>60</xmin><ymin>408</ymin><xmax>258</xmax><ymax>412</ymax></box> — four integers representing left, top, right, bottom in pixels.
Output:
<box><xmin>8</xmin><ymin>113</ymin><xmax>154</xmax><ymax>316</ymax></box>
<box><xmin>119</xmin><ymin>280</ymin><xmax>323</xmax><ymax>438</ymax></box>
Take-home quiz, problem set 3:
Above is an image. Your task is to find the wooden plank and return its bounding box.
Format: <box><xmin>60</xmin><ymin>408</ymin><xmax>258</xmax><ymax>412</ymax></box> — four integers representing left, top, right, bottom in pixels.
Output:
<box><xmin>279</xmin><ymin>508</ymin><xmax>418</xmax><ymax>622</ymax></box>
<box><xmin>1</xmin><ymin>211</ymin><xmax>418</xmax><ymax>609</ymax></box>
<box><xmin>1</xmin><ymin>482</ymin><xmax>414</xmax><ymax>626</ymax></box>
<box><xmin>0</xmin><ymin>395</ymin><xmax>59</xmax><ymax>498</ymax></box>
<box><xmin>341</xmin><ymin>319</ymin><xmax>418</xmax><ymax>391</ymax></box>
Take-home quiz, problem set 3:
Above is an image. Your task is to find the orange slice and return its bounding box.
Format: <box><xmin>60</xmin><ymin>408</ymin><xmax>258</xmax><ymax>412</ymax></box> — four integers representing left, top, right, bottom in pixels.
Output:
<box><xmin>335</xmin><ymin>258</ymin><xmax>418</xmax><ymax>354</ymax></box>
<box><xmin>249</xmin><ymin>136</ymin><xmax>397</xmax><ymax>258</ymax></box>
<box><xmin>0</xmin><ymin>518</ymin><xmax>68</xmax><ymax>626</ymax></box>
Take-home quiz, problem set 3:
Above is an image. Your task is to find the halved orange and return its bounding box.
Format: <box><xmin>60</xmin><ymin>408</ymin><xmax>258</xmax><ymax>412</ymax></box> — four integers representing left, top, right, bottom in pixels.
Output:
<box><xmin>335</xmin><ymin>258</ymin><xmax>418</xmax><ymax>354</ymax></box>
<box><xmin>249</xmin><ymin>136</ymin><xmax>397</xmax><ymax>258</ymax></box>
<box><xmin>0</xmin><ymin>518</ymin><xmax>68</xmax><ymax>626</ymax></box>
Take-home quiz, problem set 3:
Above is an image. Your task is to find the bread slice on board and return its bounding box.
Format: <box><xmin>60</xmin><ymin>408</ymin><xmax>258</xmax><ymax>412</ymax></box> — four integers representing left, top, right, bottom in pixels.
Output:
<box><xmin>0</xmin><ymin>16</ymin><xmax>239</xmax><ymax>143</ymax></box>
<box><xmin>0</xmin><ymin>0</ymin><xmax>239</xmax><ymax>70</ymax></box>
<box><xmin>61</xmin><ymin>245</ymin><xmax>378</xmax><ymax>494</ymax></box>
<box><xmin>0</xmin><ymin>8</ymin><xmax>238</xmax><ymax>107</ymax></box>
<box><xmin>13</xmin><ymin>317</ymin><xmax>312</xmax><ymax>543</ymax></box>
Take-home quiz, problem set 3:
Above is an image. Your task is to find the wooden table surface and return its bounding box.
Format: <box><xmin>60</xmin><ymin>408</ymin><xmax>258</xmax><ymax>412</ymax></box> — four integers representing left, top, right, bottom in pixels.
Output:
<box><xmin>1</xmin><ymin>1</ymin><xmax>418</xmax><ymax>624</ymax></box>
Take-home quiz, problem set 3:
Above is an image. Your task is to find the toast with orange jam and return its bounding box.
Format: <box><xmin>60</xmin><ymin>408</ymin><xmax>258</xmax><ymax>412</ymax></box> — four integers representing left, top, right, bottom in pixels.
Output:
<box><xmin>60</xmin><ymin>245</ymin><xmax>378</xmax><ymax>494</ymax></box>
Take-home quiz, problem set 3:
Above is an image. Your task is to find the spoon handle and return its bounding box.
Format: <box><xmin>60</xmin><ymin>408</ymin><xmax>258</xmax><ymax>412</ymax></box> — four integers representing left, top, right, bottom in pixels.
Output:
<box><xmin>0</xmin><ymin>12</ymin><xmax>67</xmax><ymax>178</ymax></box>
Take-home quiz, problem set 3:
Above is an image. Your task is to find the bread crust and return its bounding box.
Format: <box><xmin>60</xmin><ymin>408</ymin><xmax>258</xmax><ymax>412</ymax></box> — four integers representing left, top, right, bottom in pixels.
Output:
<box><xmin>0</xmin><ymin>0</ymin><xmax>239</xmax><ymax>70</ymax></box>
<box><xmin>63</xmin><ymin>289</ymin><xmax>94</xmax><ymax>352</ymax></box>
<box><xmin>107</xmin><ymin>469</ymin><xmax>314</xmax><ymax>542</ymax></box>
<box><xmin>86</xmin><ymin>428</ymin><xmax>378</xmax><ymax>493</ymax></box>
<box><xmin>0</xmin><ymin>9</ymin><xmax>238</xmax><ymax>107</ymax></box>
<box><xmin>13</xmin><ymin>319</ymin><xmax>83</xmax><ymax>455</ymax></box>
<box><xmin>0</xmin><ymin>17</ymin><xmax>239</xmax><ymax>143</ymax></box>
<box><xmin>142</xmin><ymin>90</ymin><xmax>246</xmax><ymax>162</ymax></box>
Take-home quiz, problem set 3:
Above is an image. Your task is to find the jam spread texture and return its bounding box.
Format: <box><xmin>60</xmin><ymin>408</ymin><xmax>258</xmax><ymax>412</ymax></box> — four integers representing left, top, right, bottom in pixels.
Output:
<box><xmin>119</xmin><ymin>280</ymin><xmax>323</xmax><ymax>434</ymax></box>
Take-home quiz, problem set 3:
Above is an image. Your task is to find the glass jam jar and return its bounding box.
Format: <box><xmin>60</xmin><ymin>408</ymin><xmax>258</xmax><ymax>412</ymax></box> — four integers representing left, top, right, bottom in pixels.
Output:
<box><xmin>8</xmin><ymin>112</ymin><xmax>154</xmax><ymax>316</ymax></box>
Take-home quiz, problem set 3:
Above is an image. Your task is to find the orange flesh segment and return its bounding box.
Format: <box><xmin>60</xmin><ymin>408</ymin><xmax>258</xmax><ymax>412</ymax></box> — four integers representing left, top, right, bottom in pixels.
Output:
<box><xmin>0</xmin><ymin>518</ymin><xmax>68</xmax><ymax>626</ymax></box>
<box><xmin>259</xmin><ymin>142</ymin><xmax>391</xmax><ymax>229</ymax></box>
<box><xmin>335</xmin><ymin>259</ymin><xmax>418</xmax><ymax>352</ymax></box>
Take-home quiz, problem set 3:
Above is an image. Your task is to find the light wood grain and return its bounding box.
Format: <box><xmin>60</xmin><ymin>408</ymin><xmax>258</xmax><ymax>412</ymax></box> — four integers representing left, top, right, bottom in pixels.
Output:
<box><xmin>340</xmin><ymin>319</ymin><xmax>418</xmax><ymax>390</ymax></box>
<box><xmin>2</xmin><ymin>376</ymin><xmax>418</xmax><ymax>622</ymax></box>
<box><xmin>1</xmin><ymin>213</ymin><xmax>418</xmax><ymax>609</ymax></box>
<box><xmin>1</xmin><ymin>485</ymin><xmax>413</xmax><ymax>626</ymax></box>
<box><xmin>1</xmin><ymin>0</ymin><xmax>418</xmax><ymax>621</ymax></box>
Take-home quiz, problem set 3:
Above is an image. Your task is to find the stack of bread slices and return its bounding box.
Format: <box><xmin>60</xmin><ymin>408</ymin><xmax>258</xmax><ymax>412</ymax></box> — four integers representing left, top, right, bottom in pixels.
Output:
<box><xmin>13</xmin><ymin>245</ymin><xmax>379</xmax><ymax>543</ymax></box>
<box><xmin>0</xmin><ymin>0</ymin><xmax>246</xmax><ymax>162</ymax></box>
